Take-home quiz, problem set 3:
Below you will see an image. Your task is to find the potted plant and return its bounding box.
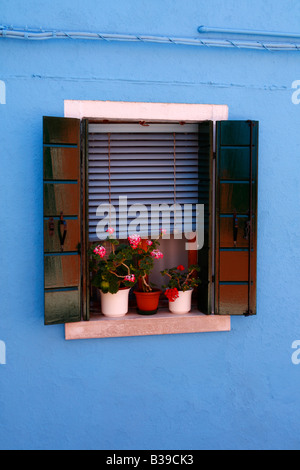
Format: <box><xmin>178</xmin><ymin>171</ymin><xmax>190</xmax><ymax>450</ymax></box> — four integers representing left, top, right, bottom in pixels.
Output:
<box><xmin>161</xmin><ymin>264</ymin><xmax>200</xmax><ymax>314</ymax></box>
<box><xmin>129</xmin><ymin>233</ymin><xmax>164</xmax><ymax>315</ymax></box>
<box><xmin>89</xmin><ymin>228</ymin><xmax>136</xmax><ymax>318</ymax></box>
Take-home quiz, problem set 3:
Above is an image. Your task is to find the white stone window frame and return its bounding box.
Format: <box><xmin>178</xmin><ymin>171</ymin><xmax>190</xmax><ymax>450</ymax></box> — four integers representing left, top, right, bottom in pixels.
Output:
<box><xmin>64</xmin><ymin>100</ymin><xmax>231</xmax><ymax>340</ymax></box>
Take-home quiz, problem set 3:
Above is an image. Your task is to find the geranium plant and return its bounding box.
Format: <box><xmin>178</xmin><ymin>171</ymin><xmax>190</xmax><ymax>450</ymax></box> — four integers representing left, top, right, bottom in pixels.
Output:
<box><xmin>161</xmin><ymin>264</ymin><xmax>201</xmax><ymax>301</ymax></box>
<box><xmin>129</xmin><ymin>232</ymin><xmax>164</xmax><ymax>293</ymax></box>
<box><xmin>89</xmin><ymin>228</ymin><xmax>136</xmax><ymax>294</ymax></box>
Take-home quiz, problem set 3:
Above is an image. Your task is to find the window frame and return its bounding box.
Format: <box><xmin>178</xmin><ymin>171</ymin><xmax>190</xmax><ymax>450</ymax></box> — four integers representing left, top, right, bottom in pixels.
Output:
<box><xmin>87</xmin><ymin>121</ymin><xmax>206</xmax><ymax>314</ymax></box>
<box><xmin>60</xmin><ymin>101</ymin><xmax>232</xmax><ymax>338</ymax></box>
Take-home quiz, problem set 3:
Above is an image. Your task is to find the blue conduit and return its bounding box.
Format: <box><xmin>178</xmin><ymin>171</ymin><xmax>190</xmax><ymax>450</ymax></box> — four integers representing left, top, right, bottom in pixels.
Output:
<box><xmin>0</xmin><ymin>25</ymin><xmax>299</xmax><ymax>51</ymax></box>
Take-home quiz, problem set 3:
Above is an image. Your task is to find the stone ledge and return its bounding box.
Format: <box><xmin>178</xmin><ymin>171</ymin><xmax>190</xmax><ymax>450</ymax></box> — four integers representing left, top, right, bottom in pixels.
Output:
<box><xmin>65</xmin><ymin>309</ymin><xmax>231</xmax><ymax>340</ymax></box>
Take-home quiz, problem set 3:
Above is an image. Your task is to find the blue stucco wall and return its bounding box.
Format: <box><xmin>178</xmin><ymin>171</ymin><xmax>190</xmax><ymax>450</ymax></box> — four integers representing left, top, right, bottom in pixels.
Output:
<box><xmin>1</xmin><ymin>0</ymin><xmax>300</xmax><ymax>450</ymax></box>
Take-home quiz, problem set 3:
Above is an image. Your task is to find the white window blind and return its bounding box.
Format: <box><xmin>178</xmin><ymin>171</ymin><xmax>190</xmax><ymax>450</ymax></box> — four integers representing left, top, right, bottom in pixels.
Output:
<box><xmin>88</xmin><ymin>123</ymin><xmax>201</xmax><ymax>241</ymax></box>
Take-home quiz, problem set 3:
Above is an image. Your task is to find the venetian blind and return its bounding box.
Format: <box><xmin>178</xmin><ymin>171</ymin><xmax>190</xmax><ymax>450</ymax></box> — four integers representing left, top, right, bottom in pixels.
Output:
<box><xmin>88</xmin><ymin>123</ymin><xmax>200</xmax><ymax>241</ymax></box>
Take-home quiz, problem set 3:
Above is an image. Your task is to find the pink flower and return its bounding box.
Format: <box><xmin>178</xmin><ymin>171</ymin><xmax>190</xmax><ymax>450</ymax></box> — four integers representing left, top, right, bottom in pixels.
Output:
<box><xmin>128</xmin><ymin>234</ymin><xmax>141</xmax><ymax>249</ymax></box>
<box><xmin>161</xmin><ymin>229</ymin><xmax>167</xmax><ymax>235</ymax></box>
<box><xmin>94</xmin><ymin>245</ymin><xmax>106</xmax><ymax>258</ymax></box>
<box><xmin>125</xmin><ymin>274</ymin><xmax>136</xmax><ymax>283</ymax></box>
<box><xmin>146</xmin><ymin>240</ymin><xmax>153</xmax><ymax>246</ymax></box>
<box><xmin>151</xmin><ymin>249</ymin><xmax>164</xmax><ymax>259</ymax></box>
<box><xmin>106</xmin><ymin>227</ymin><xmax>115</xmax><ymax>235</ymax></box>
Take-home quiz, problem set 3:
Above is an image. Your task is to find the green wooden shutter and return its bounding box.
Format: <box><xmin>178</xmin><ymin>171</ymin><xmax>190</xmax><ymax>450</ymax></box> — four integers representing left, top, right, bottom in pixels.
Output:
<box><xmin>197</xmin><ymin>121</ymin><xmax>213</xmax><ymax>314</ymax></box>
<box><xmin>215</xmin><ymin>120</ymin><xmax>259</xmax><ymax>316</ymax></box>
<box><xmin>43</xmin><ymin>116</ymin><xmax>82</xmax><ymax>325</ymax></box>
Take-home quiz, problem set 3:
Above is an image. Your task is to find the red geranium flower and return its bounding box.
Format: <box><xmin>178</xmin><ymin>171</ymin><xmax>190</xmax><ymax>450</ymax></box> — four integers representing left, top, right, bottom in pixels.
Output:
<box><xmin>165</xmin><ymin>288</ymin><xmax>179</xmax><ymax>302</ymax></box>
<box><xmin>177</xmin><ymin>265</ymin><xmax>185</xmax><ymax>271</ymax></box>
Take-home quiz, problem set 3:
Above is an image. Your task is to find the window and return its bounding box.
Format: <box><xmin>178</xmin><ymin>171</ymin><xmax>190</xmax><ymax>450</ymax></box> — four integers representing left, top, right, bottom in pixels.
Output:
<box><xmin>43</xmin><ymin>105</ymin><xmax>258</xmax><ymax>336</ymax></box>
<box><xmin>87</xmin><ymin>122</ymin><xmax>204</xmax><ymax>314</ymax></box>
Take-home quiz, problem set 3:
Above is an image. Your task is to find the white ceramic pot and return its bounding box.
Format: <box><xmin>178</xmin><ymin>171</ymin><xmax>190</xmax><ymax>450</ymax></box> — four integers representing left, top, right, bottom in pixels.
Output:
<box><xmin>169</xmin><ymin>289</ymin><xmax>193</xmax><ymax>314</ymax></box>
<box><xmin>100</xmin><ymin>288</ymin><xmax>131</xmax><ymax>318</ymax></box>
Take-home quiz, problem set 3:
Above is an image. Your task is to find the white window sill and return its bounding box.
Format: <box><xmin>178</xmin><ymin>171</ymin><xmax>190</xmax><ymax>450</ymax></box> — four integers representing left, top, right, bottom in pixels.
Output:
<box><xmin>65</xmin><ymin>308</ymin><xmax>231</xmax><ymax>340</ymax></box>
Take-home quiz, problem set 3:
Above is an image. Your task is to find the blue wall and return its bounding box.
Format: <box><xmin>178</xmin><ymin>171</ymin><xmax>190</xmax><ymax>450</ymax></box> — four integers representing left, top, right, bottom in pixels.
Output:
<box><xmin>1</xmin><ymin>0</ymin><xmax>300</xmax><ymax>450</ymax></box>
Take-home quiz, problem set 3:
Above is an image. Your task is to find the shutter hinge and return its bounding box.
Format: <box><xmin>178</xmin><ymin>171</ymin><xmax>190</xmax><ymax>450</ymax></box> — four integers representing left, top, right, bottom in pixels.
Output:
<box><xmin>213</xmin><ymin>152</ymin><xmax>216</xmax><ymax>160</ymax></box>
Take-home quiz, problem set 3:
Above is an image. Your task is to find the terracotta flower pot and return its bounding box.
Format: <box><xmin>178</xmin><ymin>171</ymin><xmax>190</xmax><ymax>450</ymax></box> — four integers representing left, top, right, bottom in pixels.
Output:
<box><xmin>134</xmin><ymin>289</ymin><xmax>162</xmax><ymax>315</ymax></box>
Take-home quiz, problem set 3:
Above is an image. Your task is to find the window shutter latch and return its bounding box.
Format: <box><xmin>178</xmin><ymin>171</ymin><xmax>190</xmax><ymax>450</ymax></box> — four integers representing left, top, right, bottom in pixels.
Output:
<box><xmin>58</xmin><ymin>212</ymin><xmax>68</xmax><ymax>252</ymax></box>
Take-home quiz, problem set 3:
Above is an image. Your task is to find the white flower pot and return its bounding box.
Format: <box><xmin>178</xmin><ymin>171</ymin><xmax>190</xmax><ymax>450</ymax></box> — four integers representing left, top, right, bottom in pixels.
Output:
<box><xmin>169</xmin><ymin>289</ymin><xmax>193</xmax><ymax>314</ymax></box>
<box><xmin>100</xmin><ymin>288</ymin><xmax>131</xmax><ymax>318</ymax></box>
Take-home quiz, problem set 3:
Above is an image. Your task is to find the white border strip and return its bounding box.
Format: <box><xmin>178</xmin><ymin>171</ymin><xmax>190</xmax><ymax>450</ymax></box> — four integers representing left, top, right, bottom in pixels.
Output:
<box><xmin>64</xmin><ymin>100</ymin><xmax>228</xmax><ymax>123</ymax></box>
